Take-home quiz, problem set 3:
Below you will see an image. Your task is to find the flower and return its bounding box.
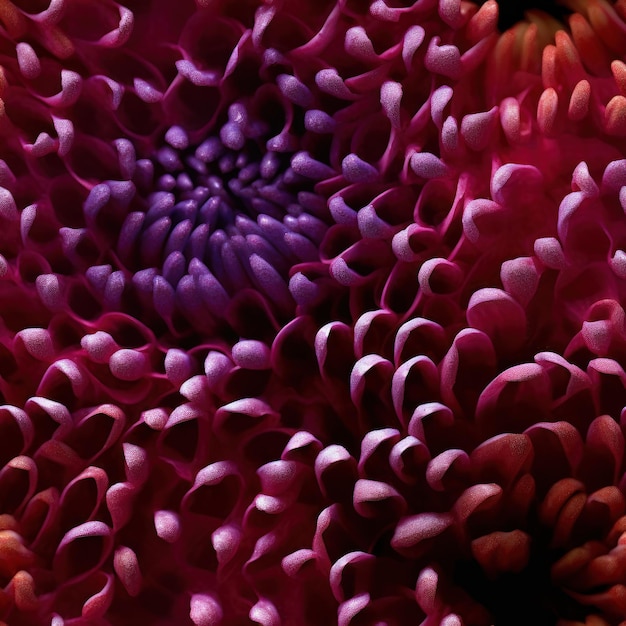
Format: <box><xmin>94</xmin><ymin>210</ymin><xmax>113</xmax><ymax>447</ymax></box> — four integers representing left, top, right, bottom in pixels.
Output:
<box><xmin>1</xmin><ymin>0</ymin><xmax>626</xmax><ymax>624</ymax></box>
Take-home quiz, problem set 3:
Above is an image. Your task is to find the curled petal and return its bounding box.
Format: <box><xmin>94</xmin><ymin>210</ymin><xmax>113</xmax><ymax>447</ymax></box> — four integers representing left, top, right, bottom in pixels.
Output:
<box><xmin>392</xmin><ymin>356</ymin><xmax>439</xmax><ymax>425</ymax></box>
<box><xmin>467</xmin><ymin>288</ymin><xmax>526</xmax><ymax>354</ymax></box>
<box><xmin>214</xmin><ymin>398</ymin><xmax>278</xmax><ymax>435</ymax></box>
<box><xmin>281</xmin><ymin>549</ymin><xmax>317</xmax><ymax>578</ymax></box>
<box><xmin>53</xmin><ymin>521</ymin><xmax>113</xmax><ymax>581</ymax></box>
<box><xmin>424</xmin><ymin>37</ymin><xmax>462</xmax><ymax>79</ymax></box>
<box><xmin>500</xmin><ymin>257</ymin><xmax>541</xmax><ymax>306</ymax></box>
<box><xmin>462</xmin><ymin>199</ymin><xmax>507</xmax><ymax>245</ymax></box>
<box><xmin>417</xmin><ymin>258</ymin><xmax>463</xmax><ymax>295</ymax></box>
<box><xmin>470</xmin><ymin>433</ymin><xmax>533</xmax><ymax>487</ymax></box>
<box><xmin>477</xmin><ymin>363</ymin><xmax>552</xmax><ymax>433</ymax></box>
<box><xmin>453</xmin><ymin>483</ymin><xmax>503</xmax><ymax>527</ymax></box>
<box><xmin>353</xmin><ymin>479</ymin><xmax>406</xmax><ymax>519</ymax></box>
<box><xmin>490</xmin><ymin>163</ymin><xmax>543</xmax><ymax>207</ymax></box>
<box><xmin>315</xmin><ymin>445</ymin><xmax>357</xmax><ymax>502</ymax></box>
<box><xmin>539</xmin><ymin>478</ymin><xmax>586</xmax><ymax>547</ymax></box>
<box><xmin>183</xmin><ymin>461</ymin><xmax>241</xmax><ymax>520</ymax></box>
<box><xmin>408</xmin><ymin>402</ymin><xmax>454</xmax><ymax>445</ymax></box>
<box><xmin>257</xmin><ymin>460</ymin><xmax>298</xmax><ymax>496</ymax></box>
<box><xmin>526</xmin><ymin>422</ymin><xmax>584</xmax><ymax>493</ymax></box>
<box><xmin>389</xmin><ymin>435</ymin><xmax>431</xmax><ymax>484</ymax></box>
<box><xmin>282</xmin><ymin>431</ymin><xmax>323</xmax><ymax>464</ymax></box>
<box><xmin>329</xmin><ymin>551</ymin><xmax>375</xmax><ymax>602</ymax></box>
<box><xmin>460</xmin><ymin>107</ymin><xmax>499</xmax><ymax>151</ymax></box>
<box><xmin>391</xmin><ymin>512</ymin><xmax>453</xmax><ymax>556</ymax></box>
<box><xmin>350</xmin><ymin>354</ymin><xmax>394</xmax><ymax>412</ymax></box>
<box><xmin>410</xmin><ymin>152</ymin><xmax>449</xmax><ymax>179</ymax></box>
<box><xmin>358</xmin><ymin>428</ymin><xmax>400</xmax><ymax>477</ymax></box>
<box><xmin>394</xmin><ymin>317</ymin><xmax>446</xmax><ymax>366</ymax></box>
<box><xmin>471</xmin><ymin>530</ymin><xmax>531</xmax><ymax>578</ymax></box>
<box><xmin>426</xmin><ymin>449</ymin><xmax>470</xmax><ymax>492</ymax></box>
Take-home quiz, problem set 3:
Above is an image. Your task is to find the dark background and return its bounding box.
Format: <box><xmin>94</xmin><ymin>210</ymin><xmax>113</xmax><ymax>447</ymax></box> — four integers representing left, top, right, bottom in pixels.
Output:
<box><xmin>487</xmin><ymin>0</ymin><xmax>573</xmax><ymax>30</ymax></box>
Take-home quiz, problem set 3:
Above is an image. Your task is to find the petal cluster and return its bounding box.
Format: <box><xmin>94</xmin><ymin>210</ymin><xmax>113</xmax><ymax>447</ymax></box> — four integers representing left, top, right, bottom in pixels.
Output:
<box><xmin>1</xmin><ymin>0</ymin><xmax>626</xmax><ymax>625</ymax></box>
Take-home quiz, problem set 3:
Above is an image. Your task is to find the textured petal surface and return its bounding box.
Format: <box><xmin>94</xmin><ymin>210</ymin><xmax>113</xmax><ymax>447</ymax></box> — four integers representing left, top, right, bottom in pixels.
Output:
<box><xmin>0</xmin><ymin>0</ymin><xmax>626</xmax><ymax>624</ymax></box>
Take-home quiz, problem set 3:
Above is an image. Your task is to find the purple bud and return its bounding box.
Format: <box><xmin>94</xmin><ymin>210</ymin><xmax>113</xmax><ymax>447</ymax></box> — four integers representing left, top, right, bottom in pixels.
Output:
<box><xmin>304</xmin><ymin>110</ymin><xmax>336</xmax><ymax>133</ymax></box>
<box><xmin>84</xmin><ymin>184</ymin><xmax>111</xmax><ymax>221</ymax></box>
<box><xmin>341</xmin><ymin>154</ymin><xmax>379</xmax><ymax>183</ymax></box>
<box><xmin>289</xmin><ymin>272</ymin><xmax>320</xmax><ymax>305</ymax></box>
<box><xmin>156</xmin><ymin>146</ymin><xmax>183</xmax><ymax>172</ymax></box>
<box><xmin>104</xmin><ymin>270</ymin><xmax>126</xmax><ymax>309</ymax></box>
<box><xmin>410</xmin><ymin>152</ymin><xmax>449</xmax><ymax>179</ymax></box>
<box><xmin>164</xmin><ymin>219</ymin><xmax>193</xmax><ymax>256</ymax></box>
<box><xmin>249</xmin><ymin>253</ymin><xmax>293</xmax><ymax>309</ymax></box>
<box><xmin>153</xmin><ymin>275</ymin><xmax>176</xmax><ymax>320</ymax></box>
<box><xmin>196</xmin><ymin>137</ymin><xmax>224</xmax><ymax>162</ymax></box>
<box><xmin>277</xmin><ymin>74</ymin><xmax>313</xmax><ymax>107</ymax></box>
<box><xmin>145</xmin><ymin>192</ymin><xmax>175</xmax><ymax>224</ymax></box>
<box><xmin>86</xmin><ymin>264</ymin><xmax>113</xmax><ymax>292</ymax></box>
<box><xmin>291</xmin><ymin>152</ymin><xmax>336</xmax><ymax>180</ymax></box>
<box><xmin>163</xmin><ymin>251</ymin><xmax>186</xmax><ymax>285</ymax></box>
<box><xmin>220</xmin><ymin>122</ymin><xmax>245</xmax><ymax>151</ymax></box>
<box><xmin>197</xmin><ymin>271</ymin><xmax>230</xmax><ymax>316</ymax></box>
<box><xmin>114</xmin><ymin>138</ymin><xmax>136</xmax><ymax>179</ymax></box>
<box><xmin>232</xmin><ymin>339</ymin><xmax>271</xmax><ymax>370</ymax></box>
<box><xmin>165</xmin><ymin>125</ymin><xmax>189</xmax><ymax>150</ymax></box>
<box><xmin>260</xmin><ymin>152</ymin><xmax>281</xmax><ymax>179</ymax></box>
<box><xmin>118</xmin><ymin>212</ymin><xmax>145</xmax><ymax>263</ymax></box>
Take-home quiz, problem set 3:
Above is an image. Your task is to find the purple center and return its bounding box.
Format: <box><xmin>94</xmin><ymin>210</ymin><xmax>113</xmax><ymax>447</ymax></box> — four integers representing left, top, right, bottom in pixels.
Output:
<box><xmin>129</xmin><ymin>108</ymin><xmax>326</xmax><ymax>290</ymax></box>
<box><xmin>81</xmin><ymin>95</ymin><xmax>333</xmax><ymax>328</ymax></box>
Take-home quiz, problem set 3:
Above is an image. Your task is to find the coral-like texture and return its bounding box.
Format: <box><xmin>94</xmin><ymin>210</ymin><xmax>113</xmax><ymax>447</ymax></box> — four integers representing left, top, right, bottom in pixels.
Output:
<box><xmin>3</xmin><ymin>0</ymin><xmax>626</xmax><ymax>624</ymax></box>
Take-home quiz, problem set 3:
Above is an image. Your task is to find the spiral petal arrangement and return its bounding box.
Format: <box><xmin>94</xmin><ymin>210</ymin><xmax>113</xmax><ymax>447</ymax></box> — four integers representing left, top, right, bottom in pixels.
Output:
<box><xmin>2</xmin><ymin>0</ymin><xmax>626</xmax><ymax>624</ymax></box>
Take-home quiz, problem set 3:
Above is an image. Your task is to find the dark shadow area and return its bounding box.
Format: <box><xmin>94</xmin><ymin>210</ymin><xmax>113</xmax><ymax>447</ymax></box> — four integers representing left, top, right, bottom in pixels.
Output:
<box><xmin>484</xmin><ymin>0</ymin><xmax>574</xmax><ymax>31</ymax></box>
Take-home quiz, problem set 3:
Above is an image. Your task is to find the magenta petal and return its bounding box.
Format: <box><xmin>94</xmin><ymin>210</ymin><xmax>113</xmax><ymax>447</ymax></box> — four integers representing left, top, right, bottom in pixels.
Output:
<box><xmin>249</xmin><ymin>598</ymin><xmax>280</xmax><ymax>626</ymax></box>
<box><xmin>329</xmin><ymin>551</ymin><xmax>375</xmax><ymax>602</ymax></box>
<box><xmin>415</xmin><ymin>567</ymin><xmax>441</xmax><ymax>614</ymax></box>
<box><xmin>426</xmin><ymin>449</ymin><xmax>470</xmax><ymax>491</ymax></box>
<box><xmin>500</xmin><ymin>256</ymin><xmax>541</xmax><ymax>306</ymax></box>
<box><xmin>154</xmin><ymin>510</ymin><xmax>181</xmax><ymax>544</ymax></box>
<box><xmin>257</xmin><ymin>460</ymin><xmax>298</xmax><ymax>496</ymax></box>
<box><xmin>113</xmin><ymin>546</ymin><xmax>142</xmax><ymax>597</ymax></box>
<box><xmin>353</xmin><ymin>478</ymin><xmax>406</xmax><ymax>518</ymax></box>
<box><xmin>315</xmin><ymin>445</ymin><xmax>358</xmax><ymax>502</ymax></box>
<box><xmin>410</xmin><ymin>152</ymin><xmax>449</xmax><ymax>179</ymax></box>
<box><xmin>338</xmin><ymin>593</ymin><xmax>370</xmax><ymax>626</ymax></box>
<box><xmin>389</xmin><ymin>436</ymin><xmax>431</xmax><ymax>484</ymax></box>
<box><xmin>466</xmin><ymin>288</ymin><xmax>527</xmax><ymax>354</ymax></box>
<box><xmin>391</xmin><ymin>512</ymin><xmax>453</xmax><ymax>555</ymax></box>
<box><xmin>190</xmin><ymin>594</ymin><xmax>223</xmax><ymax>626</ymax></box>
<box><xmin>54</xmin><ymin>521</ymin><xmax>113</xmax><ymax>580</ymax></box>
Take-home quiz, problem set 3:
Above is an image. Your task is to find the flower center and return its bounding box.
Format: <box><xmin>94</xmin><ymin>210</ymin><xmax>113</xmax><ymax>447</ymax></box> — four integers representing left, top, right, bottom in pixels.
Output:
<box><xmin>106</xmin><ymin>99</ymin><xmax>330</xmax><ymax>322</ymax></box>
<box><xmin>147</xmin><ymin>104</ymin><xmax>315</xmax><ymax>229</ymax></box>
